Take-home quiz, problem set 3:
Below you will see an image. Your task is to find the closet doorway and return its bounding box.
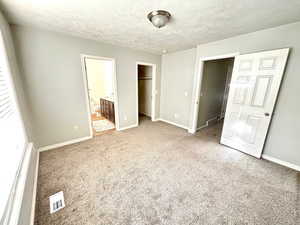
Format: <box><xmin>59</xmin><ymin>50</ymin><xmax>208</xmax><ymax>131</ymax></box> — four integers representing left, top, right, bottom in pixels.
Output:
<box><xmin>136</xmin><ymin>62</ymin><xmax>157</xmax><ymax>125</ymax></box>
<box><xmin>195</xmin><ymin>57</ymin><xmax>234</xmax><ymax>135</ymax></box>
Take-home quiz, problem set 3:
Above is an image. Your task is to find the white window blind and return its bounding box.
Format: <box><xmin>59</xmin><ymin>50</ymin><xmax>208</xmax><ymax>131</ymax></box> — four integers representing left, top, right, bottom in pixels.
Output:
<box><xmin>0</xmin><ymin>30</ymin><xmax>26</xmax><ymax>221</ymax></box>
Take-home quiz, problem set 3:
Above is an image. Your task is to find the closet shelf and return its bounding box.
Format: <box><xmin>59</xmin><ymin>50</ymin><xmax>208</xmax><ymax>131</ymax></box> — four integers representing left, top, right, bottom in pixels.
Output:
<box><xmin>138</xmin><ymin>76</ymin><xmax>152</xmax><ymax>80</ymax></box>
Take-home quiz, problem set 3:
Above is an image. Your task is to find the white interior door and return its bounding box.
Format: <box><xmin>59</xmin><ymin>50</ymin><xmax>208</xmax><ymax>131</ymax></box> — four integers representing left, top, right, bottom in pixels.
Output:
<box><xmin>221</xmin><ymin>48</ymin><xmax>289</xmax><ymax>158</ymax></box>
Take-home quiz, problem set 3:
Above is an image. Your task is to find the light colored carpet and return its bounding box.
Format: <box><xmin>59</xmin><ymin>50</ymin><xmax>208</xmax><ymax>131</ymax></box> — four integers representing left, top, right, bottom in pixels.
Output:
<box><xmin>92</xmin><ymin>119</ymin><xmax>115</xmax><ymax>132</ymax></box>
<box><xmin>36</xmin><ymin>117</ymin><xmax>299</xmax><ymax>225</ymax></box>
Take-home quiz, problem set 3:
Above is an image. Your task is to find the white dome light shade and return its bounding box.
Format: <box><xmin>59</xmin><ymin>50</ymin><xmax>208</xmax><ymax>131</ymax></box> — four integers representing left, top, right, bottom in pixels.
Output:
<box><xmin>151</xmin><ymin>14</ymin><xmax>169</xmax><ymax>28</ymax></box>
<box><xmin>148</xmin><ymin>10</ymin><xmax>171</xmax><ymax>28</ymax></box>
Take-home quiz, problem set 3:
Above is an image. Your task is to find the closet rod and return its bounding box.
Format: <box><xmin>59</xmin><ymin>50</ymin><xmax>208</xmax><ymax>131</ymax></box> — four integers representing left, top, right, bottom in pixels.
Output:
<box><xmin>138</xmin><ymin>77</ymin><xmax>152</xmax><ymax>80</ymax></box>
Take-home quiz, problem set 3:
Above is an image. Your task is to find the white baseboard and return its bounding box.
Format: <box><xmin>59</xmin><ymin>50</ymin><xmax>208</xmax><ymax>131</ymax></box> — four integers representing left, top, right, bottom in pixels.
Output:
<box><xmin>158</xmin><ymin>118</ymin><xmax>189</xmax><ymax>130</ymax></box>
<box><xmin>192</xmin><ymin>115</ymin><xmax>220</xmax><ymax>133</ymax></box>
<box><xmin>207</xmin><ymin>115</ymin><xmax>220</xmax><ymax>123</ymax></box>
<box><xmin>262</xmin><ymin>154</ymin><xmax>300</xmax><ymax>171</ymax></box>
<box><xmin>117</xmin><ymin>123</ymin><xmax>138</xmax><ymax>131</ymax></box>
<box><xmin>196</xmin><ymin>124</ymin><xmax>208</xmax><ymax>131</ymax></box>
<box><xmin>30</xmin><ymin>149</ymin><xmax>39</xmax><ymax>225</ymax></box>
<box><xmin>188</xmin><ymin>129</ymin><xmax>195</xmax><ymax>133</ymax></box>
<box><xmin>39</xmin><ymin>136</ymin><xmax>92</xmax><ymax>152</ymax></box>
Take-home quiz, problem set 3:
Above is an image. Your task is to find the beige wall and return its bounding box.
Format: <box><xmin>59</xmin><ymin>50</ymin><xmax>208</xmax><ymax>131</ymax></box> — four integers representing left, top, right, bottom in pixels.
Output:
<box><xmin>160</xmin><ymin>48</ymin><xmax>196</xmax><ymax>127</ymax></box>
<box><xmin>12</xmin><ymin>25</ymin><xmax>161</xmax><ymax>147</ymax></box>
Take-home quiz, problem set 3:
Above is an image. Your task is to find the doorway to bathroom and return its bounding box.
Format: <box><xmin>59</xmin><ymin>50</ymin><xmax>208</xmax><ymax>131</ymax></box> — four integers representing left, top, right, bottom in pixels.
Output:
<box><xmin>82</xmin><ymin>55</ymin><xmax>119</xmax><ymax>136</ymax></box>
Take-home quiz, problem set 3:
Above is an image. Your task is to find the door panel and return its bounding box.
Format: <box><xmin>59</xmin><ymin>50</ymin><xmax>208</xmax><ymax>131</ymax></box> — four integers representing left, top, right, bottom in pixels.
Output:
<box><xmin>251</xmin><ymin>76</ymin><xmax>272</xmax><ymax>107</ymax></box>
<box><xmin>244</xmin><ymin>115</ymin><xmax>261</xmax><ymax>144</ymax></box>
<box><xmin>259</xmin><ymin>57</ymin><xmax>277</xmax><ymax>70</ymax></box>
<box><xmin>223</xmin><ymin>112</ymin><xmax>239</xmax><ymax>138</ymax></box>
<box><xmin>233</xmin><ymin>76</ymin><xmax>250</xmax><ymax>104</ymax></box>
<box><xmin>239</xmin><ymin>59</ymin><xmax>253</xmax><ymax>71</ymax></box>
<box><xmin>221</xmin><ymin>48</ymin><xmax>289</xmax><ymax>158</ymax></box>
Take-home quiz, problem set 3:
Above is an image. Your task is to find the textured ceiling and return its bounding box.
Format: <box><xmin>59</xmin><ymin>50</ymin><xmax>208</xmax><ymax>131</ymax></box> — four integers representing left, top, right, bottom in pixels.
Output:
<box><xmin>1</xmin><ymin>0</ymin><xmax>300</xmax><ymax>54</ymax></box>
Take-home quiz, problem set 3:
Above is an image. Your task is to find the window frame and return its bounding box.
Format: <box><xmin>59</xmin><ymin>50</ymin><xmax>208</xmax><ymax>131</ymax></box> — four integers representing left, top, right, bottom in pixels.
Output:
<box><xmin>0</xmin><ymin>24</ymin><xmax>28</xmax><ymax>224</ymax></box>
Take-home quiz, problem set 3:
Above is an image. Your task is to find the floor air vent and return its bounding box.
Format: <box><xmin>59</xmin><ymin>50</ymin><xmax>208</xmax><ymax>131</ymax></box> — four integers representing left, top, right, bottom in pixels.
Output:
<box><xmin>49</xmin><ymin>191</ymin><xmax>65</xmax><ymax>213</ymax></box>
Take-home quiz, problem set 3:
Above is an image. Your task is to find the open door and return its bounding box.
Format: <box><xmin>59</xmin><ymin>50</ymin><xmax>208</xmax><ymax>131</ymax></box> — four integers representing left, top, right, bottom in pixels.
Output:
<box><xmin>221</xmin><ymin>48</ymin><xmax>289</xmax><ymax>158</ymax></box>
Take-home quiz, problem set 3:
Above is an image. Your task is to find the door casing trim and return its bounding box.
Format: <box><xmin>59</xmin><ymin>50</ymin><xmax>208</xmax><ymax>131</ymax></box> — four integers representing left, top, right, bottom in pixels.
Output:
<box><xmin>136</xmin><ymin>61</ymin><xmax>157</xmax><ymax>125</ymax></box>
<box><xmin>189</xmin><ymin>52</ymin><xmax>240</xmax><ymax>133</ymax></box>
<box><xmin>80</xmin><ymin>54</ymin><xmax>120</xmax><ymax>135</ymax></box>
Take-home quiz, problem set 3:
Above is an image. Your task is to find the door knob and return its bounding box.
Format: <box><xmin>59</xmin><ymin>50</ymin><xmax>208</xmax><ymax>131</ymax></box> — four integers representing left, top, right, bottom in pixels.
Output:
<box><xmin>264</xmin><ymin>113</ymin><xmax>270</xmax><ymax>116</ymax></box>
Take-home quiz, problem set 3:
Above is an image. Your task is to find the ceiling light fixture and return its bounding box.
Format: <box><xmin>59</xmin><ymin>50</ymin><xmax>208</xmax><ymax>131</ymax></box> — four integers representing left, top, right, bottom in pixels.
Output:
<box><xmin>147</xmin><ymin>10</ymin><xmax>171</xmax><ymax>28</ymax></box>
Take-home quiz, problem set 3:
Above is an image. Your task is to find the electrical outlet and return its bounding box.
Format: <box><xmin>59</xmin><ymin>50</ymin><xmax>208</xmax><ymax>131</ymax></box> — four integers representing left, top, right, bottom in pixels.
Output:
<box><xmin>124</xmin><ymin>116</ymin><xmax>127</xmax><ymax>121</ymax></box>
<box><xmin>73</xmin><ymin>125</ymin><xmax>79</xmax><ymax>131</ymax></box>
<box><xmin>174</xmin><ymin>113</ymin><xmax>179</xmax><ymax>118</ymax></box>
<box><xmin>184</xmin><ymin>91</ymin><xmax>188</xmax><ymax>97</ymax></box>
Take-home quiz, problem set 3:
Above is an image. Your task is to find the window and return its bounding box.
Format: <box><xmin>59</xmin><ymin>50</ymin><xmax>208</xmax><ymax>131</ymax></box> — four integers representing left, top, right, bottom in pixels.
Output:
<box><xmin>0</xmin><ymin>29</ymin><xmax>27</xmax><ymax>221</ymax></box>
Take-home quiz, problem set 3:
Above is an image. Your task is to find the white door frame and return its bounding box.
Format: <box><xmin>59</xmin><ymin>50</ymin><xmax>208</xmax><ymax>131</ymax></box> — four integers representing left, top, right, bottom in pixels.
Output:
<box><xmin>189</xmin><ymin>52</ymin><xmax>240</xmax><ymax>133</ymax></box>
<box><xmin>80</xmin><ymin>54</ymin><xmax>120</xmax><ymax>136</ymax></box>
<box><xmin>136</xmin><ymin>62</ymin><xmax>157</xmax><ymax>124</ymax></box>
